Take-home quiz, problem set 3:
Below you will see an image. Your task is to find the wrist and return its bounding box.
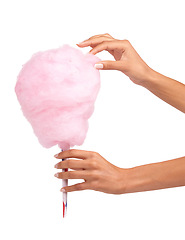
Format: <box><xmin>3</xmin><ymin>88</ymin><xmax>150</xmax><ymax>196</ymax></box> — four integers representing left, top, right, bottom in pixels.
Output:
<box><xmin>129</xmin><ymin>65</ymin><xmax>158</xmax><ymax>87</ymax></box>
<box><xmin>122</xmin><ymin>166</ymin><xmax>153</xmax><ymax>194</ymax></box>
<box><xmin>118</xmin><ymin>167</ymin><xmax>137</xmax><ymax>194</ymax></box>
<box><xmin>139</xmin><ymin>68</ymin><xmax>160</xmax><ymax>88</ymax></box>
<box><xmin>123</xmin><ymin>167</ymin><xmax>142</xmax><ymax>194</ymax></box>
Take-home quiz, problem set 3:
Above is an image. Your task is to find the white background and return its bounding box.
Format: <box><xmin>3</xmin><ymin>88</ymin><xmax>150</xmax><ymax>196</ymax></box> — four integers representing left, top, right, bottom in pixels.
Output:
<box><xmin>0</xmin><ymin>0</ymin><xmax>185</xmax><ymax>239</ymax></box>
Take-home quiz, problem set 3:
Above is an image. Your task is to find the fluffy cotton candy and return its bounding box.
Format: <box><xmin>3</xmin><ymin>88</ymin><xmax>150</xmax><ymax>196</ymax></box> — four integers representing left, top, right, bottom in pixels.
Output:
<box><xmin>15</xmin><ymin>45</ymin><xmax>100</xmax><ymax>150</ymax></box>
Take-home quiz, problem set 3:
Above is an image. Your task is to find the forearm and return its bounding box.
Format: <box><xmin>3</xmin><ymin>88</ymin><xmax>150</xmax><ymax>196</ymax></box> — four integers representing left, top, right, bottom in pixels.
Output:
<box><xmin>124</xmin><ymin>156</ymin><xmax>185</xmax><ymax>194</ymax></box>
<box><xmin>142</xmin><ymin>69</ymin><xmax>185</xmax><ymax>113</ymax></box>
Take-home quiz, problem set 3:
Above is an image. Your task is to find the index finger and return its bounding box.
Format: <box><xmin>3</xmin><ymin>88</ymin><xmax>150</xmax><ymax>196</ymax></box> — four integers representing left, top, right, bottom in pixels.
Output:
<box><xmin>89</xmin><ymin>40</ymin><xmax>126</xmax><ymax>55</ymax></box>
<box><xmin>78</xmin><ymin>33</ymin><xmax>113</xmax><ymax>45</ymax></box>
<box><xmin>54</xmin><ymin>149</ymin><xmax>92</xmax><ymax>160</ymax></box>
<box><xmin>77</xmin><ymin>35</ymin><xmax>114</xmax><ymax>48</ymax></box>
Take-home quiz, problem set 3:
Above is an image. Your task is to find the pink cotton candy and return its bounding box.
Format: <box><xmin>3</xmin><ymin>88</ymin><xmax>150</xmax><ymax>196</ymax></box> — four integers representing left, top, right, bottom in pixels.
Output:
<box><xmin>15</xmin><ymin>45</ymin><xmax>100</xmax><ymax>150</ymax></box>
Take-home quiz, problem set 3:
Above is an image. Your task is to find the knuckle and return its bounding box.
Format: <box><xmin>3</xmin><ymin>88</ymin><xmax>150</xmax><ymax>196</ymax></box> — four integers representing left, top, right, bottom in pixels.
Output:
<box><xmin>123</xmin><ymin>39</ymin><xmax>130</xmax><ymax>46</ymax></box>
<box><xmin>91</xmin><ymin>160</ymin><xmax>98</xmax><ymax>169</ymax></box>
<box><xmin>69</xmin><ymin>149</ymin><xmax>75</xmax><ymax>154</ymax></box>
<box><xmin>100</xmin><ymin>41</ymin><xmax>108</xmax><ymax>48</ymax></box>
<box><xmin>92</xmin><ymin>151</ymin><xmax>100</xmax><ymax>157</ymax></box>
<box><xmin>104</xmin><ymin>41</ymin><xmax>109</xmax><ymax>46</ymax></box>
<box><xmin>88</xmin><ymin>151</ymin><xmax>96</xmax><ymax>157</ymax></box>
<box><xmin>89</xmin><ymin>40</ymin><xmax>93</xmax><ymax>46</ymax></box>
<box><xmin>66</xmin><ymin>171</ymin><xmax>71</xmax><ymax>178</ymax></box>
<box><xmin>104</xmin><ymin>62</ymin><xmax>111</xmax><ymax>68</ymax></box>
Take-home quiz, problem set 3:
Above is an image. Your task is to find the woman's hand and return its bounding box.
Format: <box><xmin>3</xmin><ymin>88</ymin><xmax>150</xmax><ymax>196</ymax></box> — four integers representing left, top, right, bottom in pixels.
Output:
<box><xmin>54</xmin><ymin>150</ymin><xmax>185</xmax><ymax>194</ymax></box>
<box><xmin>77</xmin><ymin>33</ymin><xmax>152</xmax><ymax>86</ymax></box>
<box><xmin>54</xmin><ymin>149</ymin><xmax>128</xmax><ymax>194</ymax></box>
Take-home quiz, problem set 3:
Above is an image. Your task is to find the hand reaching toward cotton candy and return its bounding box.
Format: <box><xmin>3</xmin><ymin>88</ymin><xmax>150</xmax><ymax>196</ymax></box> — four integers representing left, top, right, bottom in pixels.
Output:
<box><xmin>78</xmin><ymin>33</ymin><xmax>185</xmax><ymax>113</ymax></box>
<box><xmin>15</xmin><ymin>45</ymin><xmax>100</xmax><ymax>150</ymax></box>
<box><xmin>67</xmin><ymin>34</ymin><xmax>185</xmax><ymax>195</ymax></box>
<box><xmin>77</xmin><ymin>33</ymin><xmax>151</xmax><ymax>86</ymax></box>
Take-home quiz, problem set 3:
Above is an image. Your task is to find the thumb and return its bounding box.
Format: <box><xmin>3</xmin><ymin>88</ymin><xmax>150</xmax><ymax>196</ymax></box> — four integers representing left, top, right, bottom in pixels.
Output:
<box><xmin>94</xmin><ymin>60</ymin><xmax>122</xmax><ymax>71</ymax></box>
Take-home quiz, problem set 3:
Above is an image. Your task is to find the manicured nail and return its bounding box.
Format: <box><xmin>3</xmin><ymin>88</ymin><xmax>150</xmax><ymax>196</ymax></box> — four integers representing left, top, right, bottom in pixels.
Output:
<box><xmin>78</xmin><ymin>41</ymin><xmax>86</xmax><ymax>45</ymax></box>
<box><xmin>54</xmin><ymin>173</ymin><xmax>59</xmax><ymax>177</ymax></box>
<box><xmin>54</xmin><ymin>164</ymin><xmax>57</xmax><ymax>168</ymax></box>
<box><xmin>87</xmin><ymin>51</ymin><xmax>93</xmax><ymax>55</ymax></box>
<box><xmin>54</xmin><ymin>154</ymin><xmax>59</xmax><ymax>158</ymax></box>
<box><xmin>60</xmin><ymin>188</ymin><xmax>66</xmax><ymax>192</ymax></box>
<box><xmin>94</xmin><ymin>63</ymin><xmax>103</xmax><ymax>69</ymax></box>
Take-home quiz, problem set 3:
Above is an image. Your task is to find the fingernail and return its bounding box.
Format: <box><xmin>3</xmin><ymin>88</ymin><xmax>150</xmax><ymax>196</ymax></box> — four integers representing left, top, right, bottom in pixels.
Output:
<box><xmin>54</xmin><ymin>164</ymin><xmax>57</xmax><ymax>168</ymax></box>
<box><xmin>78</xmin><ymin>41</ymin><xmax>85</xmax><ymax>45</ymax></box>
<box><xmin>54</xmin><ymin>173</ymin><xmax>59</xmax><ymax>177</ymax></box>
<box><xmin>60</xmin><ymin>188</ymin><xmax>66</xmax><ymax>192</ymax></box>
<box><xmin>54</xmin><ymin>154</ymin><xmax>59</xmax><ymax>158</ymax></box>
<box><xmin>94</xmin><ymin>63</ymin><xmax>103</xmax><ymax>69</ymax></box>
